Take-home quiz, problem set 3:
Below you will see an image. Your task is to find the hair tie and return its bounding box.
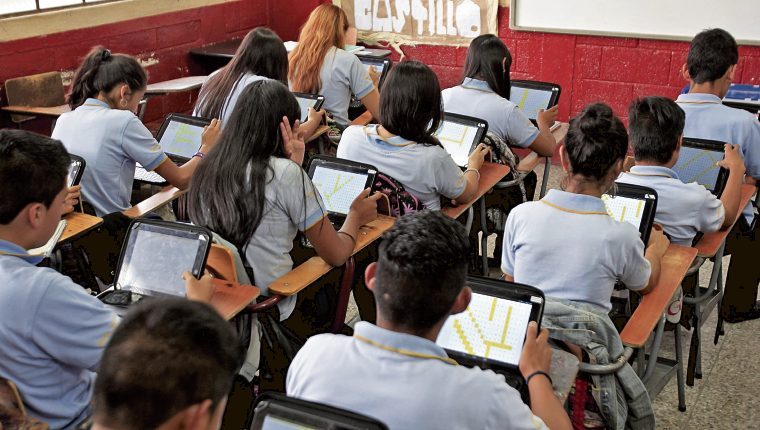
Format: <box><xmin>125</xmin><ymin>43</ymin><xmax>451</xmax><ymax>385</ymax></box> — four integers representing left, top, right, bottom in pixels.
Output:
<box><xmin>101</xmin><ymin>49</ymin><xmax>112</xmax><ymax>62</ymax></box>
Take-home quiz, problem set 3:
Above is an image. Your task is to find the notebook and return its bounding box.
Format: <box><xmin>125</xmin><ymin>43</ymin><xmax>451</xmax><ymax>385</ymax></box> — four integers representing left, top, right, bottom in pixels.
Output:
<box><xmin>357</xmin><ymin>56</ymin><xmax>392</xmax><ymax>90</ymax></box>
<box><xmin>98</xmin><ymin>219</ymin><xmax>212</xmax><ymax>315</ymax></box>
<box><xmin>433</xmin><ymin>113</ymin><xmax>488</xmax><ymax>168</ymax></box>
<box><xmin>509</xmin><ymin>80</ymin><xmax>562</xmax><ymax>127</ymax></box>
<box><xmin>134</xmin><ymin>113</ymin><xmax>212</xmax><ymax>184</ymax></box>
<box><xmin>307</xmin><ymin>155</ymin><xmax>377</xmax><ymax>228</ymax></box>
<box><xmin>672</xmin><ymin>137</ymin><xmax>729</xmax><ymax>196</ymax></box>
<box><xmin>68</xmin><ymin>154</ymin><xmax>85</xmax><ymax>187</ymax></box>
<box><xmin>251</xmin><ymin>393</ymin><xmax>388</xmax><ymax>430</ymax></box>
<box><xmin>602</xmin><ymin>183</ymin><xmax>658</xmax><ymax>245</ymax></box>
<box><xmin>293</xmin><ymin>92</ymin><xmax>325</xmax><ymax>123</ymax></box>
<box><xmin>436</xmin><ymin>275</ymin><xmax>544</xmax><ymax>389</ymax></box>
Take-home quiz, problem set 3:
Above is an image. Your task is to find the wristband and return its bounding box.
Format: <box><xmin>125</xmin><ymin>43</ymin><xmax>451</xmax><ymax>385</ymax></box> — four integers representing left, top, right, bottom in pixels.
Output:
<box><xmin>464</xmin><ymin>168</ymin><xmax>480</xmax><ymax>181</ymax></box>
<box><xmin>193</xmin><ymin>151</ymin><xmax>206</xmax><ymax>159</ymax></box>
<box><xmin>337</xmin><ymin>230</ymin><xmax>357</xmax><ymax>246</ymax></box>
<box><xmin>525</xmin><ymin>370</ymin><xmax>553</xmax><ymax>386</ymax></box>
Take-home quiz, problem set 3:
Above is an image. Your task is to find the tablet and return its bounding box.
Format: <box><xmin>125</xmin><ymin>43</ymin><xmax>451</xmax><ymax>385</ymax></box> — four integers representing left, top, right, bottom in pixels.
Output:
<box><xmin>509</xmin><ymin>80</ymin><xmax>561</xmax><ymax>125</ymax></box>
<box><xmin>436</xmin><ymin>276</ymin><xmax>544</xmax><ymax>371</ymax></box>
<box><xmin>357</xmin><ymin>56</ymin><xmax>392</xmax><ymax>90</ymax></box>
<box><xmin>251</xmin><ymin>393</ymin><xmax>388</xmax><ymax>430</ymax></box>
<box><xmin>68</xmin><ymin>154</ymin><xmax>86</xmax><ymax>187</ymax></box>
<box><xmin>602</xmin><ymin>183</ymin><xmax>658</xmax><ymax>245</ymax></box>
<box><xmin>293</xmin><ymin>93</ymin><xmax>325</xmax><ymax>123</ymax></box>
<box><xmin>672</xmin><ymin>137</ymin><xmax>729</xmax><ymax>196</ymax></box>
<box><xmin>434</xmin><ymin>113</ymin><xmax>488</xmax><ymax>168</ymax></box>
<box><xmin>307</xmin><ymin>156</ymin><xmax>377</xmax><ymax>223</ymax></box>
<box><xmin>155</xmin><ymin>113</ymin><xmax>211</xmax><ymax>163</ymax></box>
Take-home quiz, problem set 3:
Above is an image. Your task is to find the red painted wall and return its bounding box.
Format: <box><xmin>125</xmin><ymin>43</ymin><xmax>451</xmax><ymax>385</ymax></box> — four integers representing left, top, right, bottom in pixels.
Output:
<box><xmin>0</xmin><ymin>0</ymin><xmax>268</xmax><ymax>128</ymax></box>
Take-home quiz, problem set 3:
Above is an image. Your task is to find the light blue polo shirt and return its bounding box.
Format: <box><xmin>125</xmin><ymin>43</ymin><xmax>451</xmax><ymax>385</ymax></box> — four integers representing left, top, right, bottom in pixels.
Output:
<box><xmin>676</xmin><ymin>92</ymin><xmax>760</xmax><ymax>224</ymax></box>
<box><xmin>502</xmin><ymin>189</ymin><xmax>651</xmax><ymax>312</ymax></box>
<box><xmin>0</xmin><ymin>239</ymin><xmax>118</xmax><ymax>429</ymax></box>
<box><xmin>337</xmin><ymin>125</ymin><xmax>466</xmax><ymax>210</ymax></box>
<box><xmin>442</xmin><ymin>78</ymin><xmax>540</xmax><ymax>148</ymax></box>
<box><xmin>52</xmin><ymin>98</ymin><xmax>167</xmax><ymax>216</ymax></box>
<box><xmin>287</xmin><ymin>321</ymin><xmax>548</xmax><ymax>430</ymax></box>
<box><xmin>291</xmin><ymin>47</ymin><xmax>374</xmax><ymax>126</ymax></box>
<box><xmin>618</xmin><ymin>166</ymin><xmax>724</xmax><ymax>247</ymax></box>
<box><xmin>194</xmin><ymin>71</ymin><xmax>270</xmax><ymax>125</ymax></box>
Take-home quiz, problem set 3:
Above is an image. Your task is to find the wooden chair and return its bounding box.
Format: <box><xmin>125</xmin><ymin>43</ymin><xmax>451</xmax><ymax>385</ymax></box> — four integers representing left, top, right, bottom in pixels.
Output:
<box><xmin>5</xmin><ymin>72</ymin><xmax>65</xmax><ymax>126</ymax></box>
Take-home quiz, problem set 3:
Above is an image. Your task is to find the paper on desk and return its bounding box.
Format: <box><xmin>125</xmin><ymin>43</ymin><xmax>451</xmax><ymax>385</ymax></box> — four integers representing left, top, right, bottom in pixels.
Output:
<box><xmin>28</xmin><ymin>220</ymin><xmax>67</xmax><ymax>258</ymax></box>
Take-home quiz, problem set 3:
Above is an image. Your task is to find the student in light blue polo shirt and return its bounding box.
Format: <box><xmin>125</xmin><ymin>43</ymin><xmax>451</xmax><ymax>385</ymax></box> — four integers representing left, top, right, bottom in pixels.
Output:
<box><xmin>289</xmin><ymin>4</ymin><xmax>380</xmax><ymax>128</ymax></box>
<box><xmin>52</xmin><ymin>47</ymin><xmax>221</xmax><ymax>217</ymax></box>
<box><xmin>338</xmin><ymin>61</ymin><xmax>490</xmax><ymax>211</ymax></box>
<box><xmin>442</xmin><ymin>34</ymin><xmax>557</xmax><ymax>157</ymax></box>
<box><xmin>675</xmin><ymin>28</ymin><xmax>760</xmax><ymax>322</ymax></box>
<box><xmin>287</xmin><ymin>211</ymin><xmax>572</xmax><ymax>430</ymax></box>
<box><xmin>502</xmin><ymin>103</ymin><xmax>670</xmax><ymax>312</ymax></box>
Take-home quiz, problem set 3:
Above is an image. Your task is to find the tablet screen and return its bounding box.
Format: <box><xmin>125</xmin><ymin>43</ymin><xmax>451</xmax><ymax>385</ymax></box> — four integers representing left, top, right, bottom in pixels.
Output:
<box><xmin>672</xmin><ymin>145</ymin><xmax>723</xmax><ymax>191</ymax></box>
<box><xmin>158</xmin><ymin>120</ymin><xmax>205</xmax><ymax>159</ymax></box>
<box><xmin>602</xmin><ymin>194</ymin><xmax>646</xmax><ymax>232</ymax></box>
<box><xmin>437</xmin><ymin>293</ymin><xmax>534</xmax><ymax>367</ymax></box>
<box><xmin>261</xmin><ymin>416</ymin><xmax>317</xmax><ymax>430</ymax></box>
<box><xmin>296</xmin><ymin>97</ymin><xmax>319</xmax><ymax>123</ymax></box>
<box><xmin>311</xmin><ymin>165</ymin><xmax>368</xmax><ymax>215</ymax></box>
<box><xmin>361</xmin><ymin>61</ymin><xmax>386</xmax><ymax>76</ymax></box>
<box><xmin>434</xmin><ymin>120</ymin><xmax>480</xmax><ymax>167</ymax></box>
<box><xmin>117</xmin><ymin>227</ymin><xmax>204</xmax><ymax>297</ymax></box>
<box><xmin>510</xmin><ymin>86</ymin><xmax>554</xmax><ymax>120</ymax></box>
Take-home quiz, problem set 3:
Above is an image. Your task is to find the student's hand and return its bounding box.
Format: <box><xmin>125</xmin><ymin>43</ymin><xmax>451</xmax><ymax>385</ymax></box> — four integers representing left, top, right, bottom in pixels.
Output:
<box><xmin>307</xmin><ymin>107</ymin><xmax>326</xmax><ymax>125</ymax></box>
<box><xmin>467</xmin><ymin>143</ymin><xmax>490</xmax><ymax>171</ymax></box>
<box><xmin>63</xmin><ymin>185</ymin><xmax>81</xmax><ymax>215</ymax></box>
<box><xmin>200</xmin><ymin>119</ymin><xmax>222</xmax><ymax>153</ymax></box>
<box><xmin>718</xmin><ymin>144</ymin><xmax>746</xmax><ymax>175</ymax></box>
<box><xmin>519</xmin><ymin>322</ymin><xmax>553</xmax><ymax>379</ymax></box>
<box><xmin>647</xmin><ymin>224</ymin><xmax>670</xmax><ymax>258</ymax></box>
<box><xmin>368</xmin><ymin>66</ymin><xmax>381</xmax><ymax>88</ymax></box>
<box><xmin>183</xmin><ymin>271</ymin><xmax>215</xmax><ymax>303</ymax></box>
<box><xmin>348</xmin><ymin>188</ymin><xmax>382</xmax><ymax>226</ymax></box>
<box><xmin>281</xmin><ymin>116</ymin><xmax>306</xmax><ymax>165</ymax></box>
<box><xmin>537</xmin><ymin>105</ymin><xmax>559</xmax><ymax>131</ymax></box>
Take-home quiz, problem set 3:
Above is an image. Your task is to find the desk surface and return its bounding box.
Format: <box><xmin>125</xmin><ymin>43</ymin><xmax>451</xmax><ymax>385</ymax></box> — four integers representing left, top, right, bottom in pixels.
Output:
<box><xmin>123</xmin><ymin>186</ymin><xmax>186</xmax><ymax>218</ymax></box>
<box><xmin>190</xmin><ymin>39</ymin><xmax>242</xmax><ymax>59</ymax></box>
<box><xmin>268</xmin><ymin>215</ymin><xmax>395</xmax><ymax>296</ymax></box>
<box><xmin>694</xmin><ymin>184</ymin><xmax>757</xmax><ymax>257</ymax></box>
<box><xmin>442</xmin><ymin>163</ymin><xmax>510</xmax><ymax>219</ymax></box>
<box><xmin>209</xmin><ymin>279</ymin><xmax>260</xmax><ymax>320</ymax></box>
<box><xmin>2</xmin><ymin>104</ymin><xmax>70</xmax><ymax>118</ymax></box>
<box><xmin>552</xmin><ymin>122</ymin><xmax>569</xmax><ymax>143</ymax></box>
<box><xmin>60</xmin><ymin>212</ymin><xmax>103</xmax><ymax>244</ymax></box>
<box><xmin>620</xmin><ymin>244</ymin><xmax>698</xmax><ymax>348</ymax></box>
<box><xmin>306</xmin><ymin>125</ymin><xmax>330</xmax><ymax>143</ymax></box>
<box><xmin>146</xmin><ymin>76</ymin><xmax>207</xmax><ymax>94</ymax></box>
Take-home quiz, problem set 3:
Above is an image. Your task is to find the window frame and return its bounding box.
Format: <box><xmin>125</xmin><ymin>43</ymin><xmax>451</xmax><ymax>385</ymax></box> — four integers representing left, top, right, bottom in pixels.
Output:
<box><xmin>0</xmin><ymin>0</ymin><xmax>125</xmax><ymax>20</ymax></box>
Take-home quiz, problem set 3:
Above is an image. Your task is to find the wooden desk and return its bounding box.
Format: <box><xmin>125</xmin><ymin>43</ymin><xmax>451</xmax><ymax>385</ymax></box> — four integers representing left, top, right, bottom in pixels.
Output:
<box><xmin>694</xmin><ymin>184</ymin><xmax>756</xmax><ymax>257</ymax></box>
<box><xmin>146</xmin><ymin>76</ymin><xmax>207</xmax><ymax>95</ymax></box>
<box><xmin>306</xmin><ymin>125</ymin><xmax>330</xmax><ymax>143</ymax></box>
<box><xmin>552</xmin><ymin>122</ymin><xmax>569</xmax><ymax>143</ymax></box>
<box><xmin>123</xmin><ymin>186</ymin><xmax>186</xmax><ymax>218</ymax></box>
<box><xmin>60</xmin><ymin>212</ymin><xmax>103</xmax><ymax>244</ymax></box>
<box><xmin>268</xmin><ymin>215</ymin><xmax>395</xmax><ymax>296</ymax></box>
<box><xmin>209</xmin><ymin>279</ymin><xmax>260</xmax><ymax>320</ymax></box>
<box><xmin>350</xmin><ymin>110</ymin><xmax>373</xmax><ymax>126</ymax></box>
<box><xmin>190</xmin><ymin>39</ymin><xmax>242</xmax><ymax>60</ymax></box>
<box><xmin>620</xmin><ymin>244</ymin><xmax>698</xmax><ymax>348</ymax></box>
<box><xmin>442</xmin><ymin>163</ymin><xmax>510</xmax><ymax>219</ymax></box>
<box><xmin>2</xmin><ymin>104</ymin><xmax>70</xmax><ymax>118</ymax></box>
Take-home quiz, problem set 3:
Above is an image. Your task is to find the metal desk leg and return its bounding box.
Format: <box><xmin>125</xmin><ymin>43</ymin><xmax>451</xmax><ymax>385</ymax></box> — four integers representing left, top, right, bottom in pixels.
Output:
<box><xmin>675</xmin><ymin>324</ymin><xmax>686</xmax><ymax>411</ymax></box>
<box><xmin>540</xmin><ymin>157</ymin><xmax>552</xmax><ymax>198</ymax></box>
<box><xmin>464</xmin><ymin>206</ymin><xmax>474</xmax><ymax>235</ymax></box>
<box><xmin>479</xmin><ymin>197</ymin><xmax>489</xmax><ymax>276</ymax></box>
<box><xmin>642</xmin><ymin>317</ymin><xmax>666</xmax><ymax>384</ymax></box>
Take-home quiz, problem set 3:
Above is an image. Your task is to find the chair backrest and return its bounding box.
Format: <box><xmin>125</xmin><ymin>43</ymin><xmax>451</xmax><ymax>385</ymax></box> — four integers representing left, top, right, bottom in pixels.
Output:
<box><xmin>250</xmin><ymin>392</ymin><xmax>389</xmax><ymax>430</ymax></box>
<box><xmin>0</xmin><ymin>378</ymin><xmax>49</xmax><ymax>429</ymax></box>
<box><xmin>373</xmin><ymin>172</ymin><xmax>424</xmax><ymax>217</ymax></box>
<box><xmin>207</xmin><ymin>233</ymin><xmax>252</xmax><ymax>285</ymax></box>
<box><xmin>5</xmin><ymin>71</ymin><xmax>65</xmax><ymax>123</ymax></box>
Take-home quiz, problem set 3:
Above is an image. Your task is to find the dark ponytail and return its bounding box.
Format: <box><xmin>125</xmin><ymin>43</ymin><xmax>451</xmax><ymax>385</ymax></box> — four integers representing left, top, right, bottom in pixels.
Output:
<box><xmin>379</xmin><ymin>61</ymin><xmax>442</xmax><ymax>147</ymax></box>
<box><xmin>564</xmin><ymin>103</ymin><xmax>628</xmax><ymax>181</ymax></box>
<box><xmin>67</xmin><ymin>46</ymin><xmax>148</xmax><ymax>109</ymax></box>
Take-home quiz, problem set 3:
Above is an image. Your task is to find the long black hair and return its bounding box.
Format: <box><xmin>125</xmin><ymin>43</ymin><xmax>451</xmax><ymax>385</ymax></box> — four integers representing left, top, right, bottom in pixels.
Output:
<box><xmin>195</xmin><ymin>28</ymin><xmax>289</xmax><ymax>119</ymax></box>
<box><xmin>187</xmin><ymin>80</ymin><xmax>304</xmax><ymax>249</ymax></box>
<box><xmin>564</xmin><ymin>103</ymin><xmax>628</xmax><ymax>181</ymax></box>
<box><xmin>67</xmin><ymin>46</ymin><xmax>147</xmax><ymax>109</ymax></box>
<box><xmin>379</xmin><ymin>61</ymin><xmax>442</xmax><ymax>147</ymax></box>
<box><xmin>461</xmin><ymin>34</ymin><xmax>512</xmax><ymax>99</ymax></box>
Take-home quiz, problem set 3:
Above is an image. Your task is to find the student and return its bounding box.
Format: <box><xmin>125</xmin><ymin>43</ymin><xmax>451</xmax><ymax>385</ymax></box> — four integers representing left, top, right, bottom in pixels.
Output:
<box><xmin>194</xmin><ymin>27</ymin><xmax>323</xmax><ymax>138</ymax></box>
<box><xmin>287</xmin><ymin>211</ymin><xmax>570</xmax><ymax>430</ymax></box>
<box><xmin>51</xmin><ymin>46</ymin><xmax>221</xmax><ymax>217</ymax></box>
<box><xmin>187</xmin><ymin>79</ymin><xmax>380</xmax><ymax>322</ymax></box>
<box><xmin>90</xmin><ymin>299</ymin><xmax>242</xmax><ymax>430</ymax></box>
<box><xmin>0</xmin><ymin>130</ymin><xmax>212</xmax><ymax>429</ymax></box>
<box><xmin>288</xmin><ymin>4</ymin><xmax>380</xmax><ymax>128</ymax></box>
<box><xmin>676</xmin><ymin>28</ymin><xmax>760</xmax><ymax>322</ymax></box>
<box><xmin>442</xmin><ymin>34</ymin><xmax>557</xmax><ymax>157</ymax></box>
<box><xmin>337</xmin><ymin>61</ymin><xmax>490</xmax><ymax>211</ymax></box>
<box><xmin>501</xmin><ymin>103</ymin><xmax>669</xmax><ymax>312</ymax></box>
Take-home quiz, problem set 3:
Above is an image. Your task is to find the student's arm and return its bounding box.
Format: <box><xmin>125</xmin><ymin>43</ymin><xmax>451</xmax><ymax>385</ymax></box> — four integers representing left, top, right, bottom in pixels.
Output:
<box><xmin>528</xmin><ymin>106</ymin><xmax>559</xmax><ymax>157</ymax></box>
<box><xmin>717</xmin><ymin>144</ymin><xmax>747</xmax><ymax>229</ymax></box>
<box><xmin>299</xmin><ymin>107</ymin><xmax>326</xmax><ymax>142</ymax></box>
<box><xmin>359</xmin><ymin>89</ymin><xmax>381</xmax><ymax>122</ymax></box>
<box><xmin>453</xmin><ymin>143</ymin><xmax>490</xmax><ymax>204</ymax></box>
<box><xmin>153</xmin><ymin>119</ymin><xmax>221</xmax><ymax>189</ymax></box>
<box><xmin>305</xmin><ymin>188</ymin><xmax>382</xmax><ymax>266</ymax></box>
<box><xmin>519</xmin><ymin>322</ymin><xmax>572</xmax><ymax>430</ymax></box>
<box><xmin>640</xmin><ymin>226</ymin><xmax>669</xmax><ymax>295</ymax></box>
<box><xmin>62</xmin><ymin>185</ymin><xmax>81</xmax><ymax>215</ymax></box>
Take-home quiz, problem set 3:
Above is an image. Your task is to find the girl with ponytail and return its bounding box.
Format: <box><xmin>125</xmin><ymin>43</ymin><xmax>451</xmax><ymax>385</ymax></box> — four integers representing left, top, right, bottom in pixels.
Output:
<box><xmin>52</xmin><ymin>46</ymin><xmax>220</xmax><ymax>216</ymax></box>
<box><xmin>501</xmin><ymin>102</ymin><xmax>670</xmax><ymax>312</ymax></box>
<box><xmin>337</xmin><ymin>61</ymin><xmax>490</xmax><ymax>211</ymax></box>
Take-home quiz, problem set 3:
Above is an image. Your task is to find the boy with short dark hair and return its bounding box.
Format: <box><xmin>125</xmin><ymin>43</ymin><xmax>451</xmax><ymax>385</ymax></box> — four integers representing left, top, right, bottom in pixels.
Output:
<box><xmin>286</xmin><ymin>211</ymin><xmax>571</xmax><ymax>430</ymax></box>
<box><xmin>90</xmin><ymin>299</ymin><xmax>244</xmax><ymax>430</ymax></box>
<box><xmin>676</xmin><ymin>28</ymin><xmax>760</xmax><ymax>322</ymax></box>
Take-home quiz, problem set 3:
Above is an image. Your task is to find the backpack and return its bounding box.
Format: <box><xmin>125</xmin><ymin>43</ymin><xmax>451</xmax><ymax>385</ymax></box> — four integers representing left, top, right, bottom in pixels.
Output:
<box><xmin>482</xmin><ymin>131</ymin><xmax>530</xmax><ymax>203</ymax></box>
<box><xmin>373</xmin><ymin>172</ymin><xmax>425</xmax><ymax>216</ymax></box>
